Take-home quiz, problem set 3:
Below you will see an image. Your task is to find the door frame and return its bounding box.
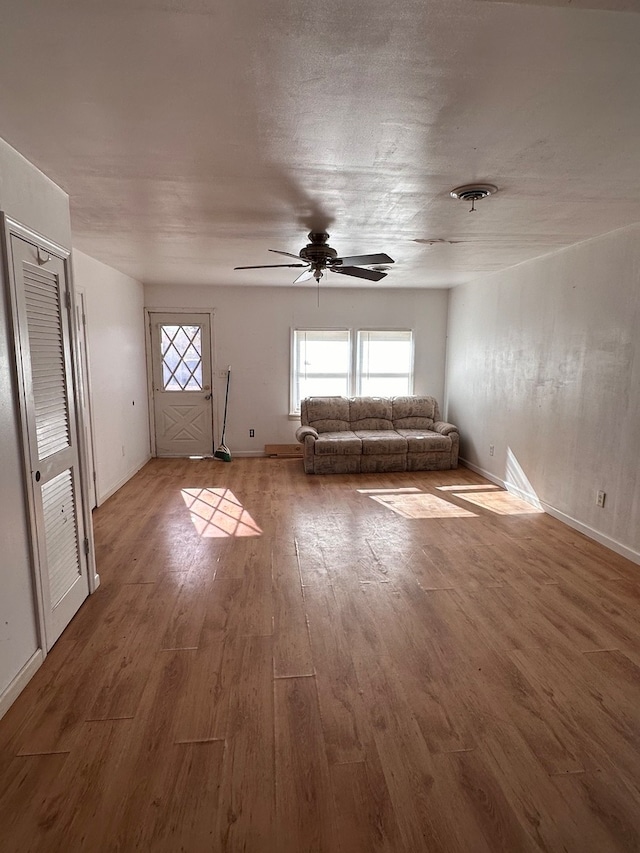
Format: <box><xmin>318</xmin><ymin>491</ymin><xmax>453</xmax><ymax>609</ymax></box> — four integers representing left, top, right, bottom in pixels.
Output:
<box><xmin>145</xmin><ymin>307</ymin><xmax>216</xmax><ymax>457</ymax></box>
<box><xmin>1</xmin><ymin>214</ymin><xmax>99</xmax><ymax>657</ymax></box>
<box><xmin>74</xmin><ymin>287</ymin><xmax>98</xmax><ymax>509</ymax></box>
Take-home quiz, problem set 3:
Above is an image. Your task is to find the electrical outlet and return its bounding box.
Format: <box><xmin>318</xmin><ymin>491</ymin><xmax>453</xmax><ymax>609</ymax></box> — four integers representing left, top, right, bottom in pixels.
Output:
<box><xmin>489</xmin><ymin>444</ymin><xmax>495</xmax><ymax>457</ymax></box>
<box><xmin>249</xmin><ymin>429</ymin><xmax>255</xmax><ymax>438</ymax></box>
<box><xmin>596</xmin><ymin>490</ymin><xmax>606</xmax><ymax>507</ymax></box>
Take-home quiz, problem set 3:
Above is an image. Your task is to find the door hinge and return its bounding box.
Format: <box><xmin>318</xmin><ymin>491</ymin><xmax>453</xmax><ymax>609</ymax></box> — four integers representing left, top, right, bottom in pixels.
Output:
<box><xmin>65</xmin><ymin>291</ymin><xmax>72</xmax><ymax>310</ymax></box>
<box><xmin>84</xmin><ymin>537</ymin><xmax>90</xmax><ymax>556</ymax></box>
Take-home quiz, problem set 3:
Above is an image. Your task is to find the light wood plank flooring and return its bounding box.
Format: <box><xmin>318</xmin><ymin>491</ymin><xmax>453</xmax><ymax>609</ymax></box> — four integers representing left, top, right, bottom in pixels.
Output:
<box><xmin>1</xmin><ymin>457</ymin><xmax>639</xmax><ymax>852</ymax></box>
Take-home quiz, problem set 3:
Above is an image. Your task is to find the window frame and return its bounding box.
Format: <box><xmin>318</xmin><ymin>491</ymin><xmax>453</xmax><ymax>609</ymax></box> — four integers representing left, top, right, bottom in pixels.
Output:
<box><xmin>290</xmin><ymin>326</ymin><xmax>415</xmax><ymax>416</ymax></box>
<box><xmin>355</xmin><ymin>328</ymin><xmax>415</xmax><ymax>397</ymax></box>
<box><xmin>290</xmin><ymin>328</ymin><xmax>352</xmax><ymax>416</ymax></box>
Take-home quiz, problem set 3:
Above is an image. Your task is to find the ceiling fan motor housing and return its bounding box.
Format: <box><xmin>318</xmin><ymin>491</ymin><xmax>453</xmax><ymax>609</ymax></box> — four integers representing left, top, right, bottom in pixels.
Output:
<box><xmin>299</xmin><ymin>232</ymin><xmax>338</xmax><ymax>266</ymax></box>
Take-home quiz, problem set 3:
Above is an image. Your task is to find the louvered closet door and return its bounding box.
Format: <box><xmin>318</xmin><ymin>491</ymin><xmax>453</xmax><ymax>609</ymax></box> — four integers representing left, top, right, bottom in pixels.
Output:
<box><xmin>10</xmin><ymin>234</ymin><xmax>89</xmax><ymax>649</ymax></box>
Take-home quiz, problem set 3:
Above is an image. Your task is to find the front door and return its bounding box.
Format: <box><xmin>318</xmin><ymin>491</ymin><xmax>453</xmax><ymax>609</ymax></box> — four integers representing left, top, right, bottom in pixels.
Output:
<box><xmin>150</xmin><ymin>312</ymin><xmax>214</xmax><ymax>457</ymax></box>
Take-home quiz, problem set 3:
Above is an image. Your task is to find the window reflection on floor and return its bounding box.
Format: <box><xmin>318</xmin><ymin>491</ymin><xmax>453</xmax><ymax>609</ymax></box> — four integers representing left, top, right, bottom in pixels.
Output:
<box><xmin>436</xmin><ymin>484</ymin><xmax>500</xmax><ymax>492</ymax></box>
<box><xmin>367</xmin><ymin>491</ymin><xmax>478</xmax><ymax>519</ymax></box>
<box><xmin>181</xmin><ymin>488</ymin><xmax>262</xmax><ymax>537</ymax></box>
<box><xmin>454</xmin><ymin>490</ymin><xmax>544</xmax><ymax>515</ymax></box>
<box><xmin>362</xmin><ymin>481</ymin><xmax>542</xmax><ymax>519</ymax></box>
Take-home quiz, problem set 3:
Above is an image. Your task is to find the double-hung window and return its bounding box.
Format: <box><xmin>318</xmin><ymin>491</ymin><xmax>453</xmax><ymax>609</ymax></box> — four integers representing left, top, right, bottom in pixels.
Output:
<box><xmin>356</xmin><ymin>330</ymin><xmax>413</xmax><ymax>396</ymax></box>
<box><xmin>291</xmin><ymin>329</ymin><xmax>351</xmax><ymax>415</ymax></box>
<box><xmin>291</xmin><ymin>328</ymin><xmax>414</xmax><ymax>414</ymax></box>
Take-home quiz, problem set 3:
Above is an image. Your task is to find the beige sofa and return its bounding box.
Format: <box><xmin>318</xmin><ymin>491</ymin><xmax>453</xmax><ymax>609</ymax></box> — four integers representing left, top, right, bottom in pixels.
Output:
<box><xmin>295</xmin><ymin>395</ymin><xmax>459</xmax><ymax>474</ymax></box>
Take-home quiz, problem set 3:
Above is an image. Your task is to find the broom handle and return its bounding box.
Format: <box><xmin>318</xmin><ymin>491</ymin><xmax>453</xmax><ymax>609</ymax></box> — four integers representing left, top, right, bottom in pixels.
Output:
<box><xmin>220</xmin><ymin>367</ymin><xmax>231</xmax><ymax>442</ymax></box>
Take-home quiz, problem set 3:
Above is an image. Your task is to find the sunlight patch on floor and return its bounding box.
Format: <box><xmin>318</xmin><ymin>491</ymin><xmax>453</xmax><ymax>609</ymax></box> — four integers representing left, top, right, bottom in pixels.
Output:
<box><xmin>362</xmin><ymin>478</ymin><xmax>542</xmax><ymax>519</ymax></box>
<box><xmin>454</xmin><ymin>490</ymin><xmax>544</xmax><ymax>515</ymax></box>
<box><xmin>369</xmin><ymin>492</ymin><xmax>478</xmax><ymax>519</ymax></box>
<box><xmin>436</xmin><ymin>484</ymin><xmax>500</xmax><ymax>492</ymax></box>
<box><xmin>357</xmin><ymin>487</ymin><xmax>422</xmax><ymax>495</ymax></box>
<box><xmin>181</xmin><ymin>488</ymin><xmax>262</xmax><ymax>537</ymax></box>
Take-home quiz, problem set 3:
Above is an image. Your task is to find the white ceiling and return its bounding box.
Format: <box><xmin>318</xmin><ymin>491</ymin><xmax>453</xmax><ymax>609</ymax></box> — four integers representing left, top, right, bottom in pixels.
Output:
<box><xmin>1</xmin><ymin>0</ymin><xmax>639</xmax><ymax>288</ymax></box>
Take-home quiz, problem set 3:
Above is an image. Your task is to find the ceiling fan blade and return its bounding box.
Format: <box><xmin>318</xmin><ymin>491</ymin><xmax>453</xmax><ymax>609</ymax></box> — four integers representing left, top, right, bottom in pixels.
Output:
<box><xmin>293</xmin><ymin>269</ymin><xmax>314</xmax><ymax>284</ymax></box>
<box><xmin>234</xmin><ymin>263</ymin><xmax>308</xmax><ymax>270</ymax></box>
<box><xmin>331</xmin><ymin>266</ymin><xmax>387</xmax><ymax>282</ymax></box>
<box><xmin>269</xmin><ymin>249</ymin><xmax>304</xmax><ymax>260</ymax></box>
<box><xmin>333</xmin><ymin>253</ymin><xmax>394</xmax><ymax>267</ymax></box>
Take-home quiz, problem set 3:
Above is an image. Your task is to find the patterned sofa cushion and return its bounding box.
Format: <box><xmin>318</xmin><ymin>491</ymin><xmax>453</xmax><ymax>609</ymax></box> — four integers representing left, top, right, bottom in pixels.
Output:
<box><xmin>301</xmin><ymin>396</ymin><xmax>351</xmax><ymax>433</ymax></box>
<box><xmin>391</xmin><ymin>396</ymin><xmax>438</xmax><ymax>430</ymax></box>
<box><xmin>349</xmin><ymin>397</ymin><xmax>393</xmax><ymax>430</ymax></box>
<box><xmin>354</xmin><ymin>430</ymin><xmax>408</xmax><ymax>455</ymax></box>
<box><xmin>395</xmin><ymin>429</ymin><xmax>452</xmax><ymax>452</ymax></box>
<box><xmin>314</xmin><ymin>432</ymin><xmax>362</xmax><ymax>455</ymax></box>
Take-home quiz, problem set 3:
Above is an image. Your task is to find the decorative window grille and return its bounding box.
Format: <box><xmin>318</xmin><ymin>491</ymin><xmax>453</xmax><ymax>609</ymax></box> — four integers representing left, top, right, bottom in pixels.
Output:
<box><xmin>161</xmin><ymin>325</ymin><xmax>203</xmax><ymax>391</ymax></box>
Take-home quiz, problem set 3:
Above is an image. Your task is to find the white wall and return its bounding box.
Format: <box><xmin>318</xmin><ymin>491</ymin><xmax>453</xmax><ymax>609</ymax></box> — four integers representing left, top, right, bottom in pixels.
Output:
<box><xmin>446</xmin><ymin>224</ymin><xmax>640</xmax><ymax>563</ymax></box>
<box><xmin>145</xmin><ymin>284</ymin><xmax>450</xmax><ymax>453</ymax></box>
<box><xmin>73</xmin><ymin>250</ymin><xmax>150</xmax><ymax>504</ymax></box>
<box><xmin>0</xmin><ymin>137</ymin><xmax>72</xmax><ymax>712</ymax></box>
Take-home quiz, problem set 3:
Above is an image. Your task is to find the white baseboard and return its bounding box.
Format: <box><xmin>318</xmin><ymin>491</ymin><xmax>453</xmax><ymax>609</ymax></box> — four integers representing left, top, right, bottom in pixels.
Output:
<box><xmin>541</xmin><ymin>504</ymin><xmax>640</xmax><ymax>566</ymax></box>
<box><xmin>460</xmin><ymin>458</ymin><xmax>640</xmax><ymax>567</ymax></box>
<box><xmin>461</xmin><ymin>458</ymin><xmax>508</xmax><ymax>490</ymax></box>
<box><xmin>0</xmin><ymin>649</ymin><xmax>44</xmax><ymax>722</ymax></box>
<box><xmin>231</xmin><ymin>450</ymin><xmax>267</xmax><ymax>458</ymax></box>
<box><xmin>97</xmin><ymin>453</ymin><xmax>152</xmax><ymax>506</ymax></box>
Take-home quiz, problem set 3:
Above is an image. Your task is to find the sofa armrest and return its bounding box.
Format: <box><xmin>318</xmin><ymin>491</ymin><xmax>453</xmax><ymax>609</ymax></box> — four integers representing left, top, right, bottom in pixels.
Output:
<box><xmin>432</xmin><ymin>420</ymin><xmax>458</xmax><ymax>436</ymax></box>
<box><xmin>296</xmin><ymin>425</ymin><xmax>319</xmax><ymax>442</ymax></box>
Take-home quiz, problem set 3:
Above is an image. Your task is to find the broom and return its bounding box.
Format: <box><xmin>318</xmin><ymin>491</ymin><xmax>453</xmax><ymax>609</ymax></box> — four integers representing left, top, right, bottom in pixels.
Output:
<box><xmin>214</xmin><ymin>366</ymin><xmax>232</xmax><ymax>462</ymax></box>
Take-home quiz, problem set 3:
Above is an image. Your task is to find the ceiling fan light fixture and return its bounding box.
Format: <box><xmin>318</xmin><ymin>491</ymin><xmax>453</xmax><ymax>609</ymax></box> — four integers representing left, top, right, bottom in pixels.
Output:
<box><xmin>450</xmin><ymin>183</ymin><xmax>498</xmax><ymax>212</ymax></box>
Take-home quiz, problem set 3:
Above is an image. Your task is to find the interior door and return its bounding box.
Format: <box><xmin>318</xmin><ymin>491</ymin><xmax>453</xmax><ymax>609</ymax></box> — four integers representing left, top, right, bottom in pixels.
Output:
<box><xmin>7</xmin><ymin>230</ymin><xmax>90</xmax><ymax>649</ymax></box>
<box><xmin>150</xmin><ymin>312</ymin><xmax>214</xmax><ymax>457</ymax></box>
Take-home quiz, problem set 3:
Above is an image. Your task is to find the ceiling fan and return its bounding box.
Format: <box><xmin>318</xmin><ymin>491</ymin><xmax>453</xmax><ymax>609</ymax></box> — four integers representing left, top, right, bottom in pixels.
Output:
<box><xmin>234</xmin><ymin>231</ymin><xmax>394</xmax><ymax>283</ymax></box>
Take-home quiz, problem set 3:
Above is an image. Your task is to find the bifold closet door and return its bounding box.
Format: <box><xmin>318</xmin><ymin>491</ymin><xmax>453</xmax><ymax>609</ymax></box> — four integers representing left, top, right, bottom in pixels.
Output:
<box><xmin>9</xmin><ymin>232</ymin><xmax>90</xmax><ymax>650</ymax></box>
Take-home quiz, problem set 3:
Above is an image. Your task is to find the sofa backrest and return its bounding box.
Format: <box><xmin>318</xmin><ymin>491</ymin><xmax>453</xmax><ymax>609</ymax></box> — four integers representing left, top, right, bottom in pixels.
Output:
<box><xmin>301</xmin><ymin>395</ymin><xmax>442</xmax><ymax>432</ymax></box>
<box><xmin>300</xmin><ymin>397</ymin><xmax>351</xmax><ymax>432</ymax></box>
<box><xmin>391</xmin><ymin>395</ymin><xmax>439</xmax><ymax>429</ymax></box>
<box><xmin>349</xmin><ymin>397</ymin><xmax>393</xmax><ymax>430</ymax></box>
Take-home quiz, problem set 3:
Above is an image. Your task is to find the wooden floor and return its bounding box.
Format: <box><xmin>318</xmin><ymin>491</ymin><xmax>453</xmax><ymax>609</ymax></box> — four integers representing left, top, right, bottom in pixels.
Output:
<box><xmin>1</xmin><ymin>458</ymin><xmax>639</xmax><ymax>852</ymax></box>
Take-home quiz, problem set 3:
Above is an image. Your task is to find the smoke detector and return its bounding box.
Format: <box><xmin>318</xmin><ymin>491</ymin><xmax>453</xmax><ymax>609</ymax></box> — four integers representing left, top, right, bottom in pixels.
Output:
<box><xmin>450</xmin><ymin>183</ymin><xmax>498</xmax><ymax>212</ymax></box>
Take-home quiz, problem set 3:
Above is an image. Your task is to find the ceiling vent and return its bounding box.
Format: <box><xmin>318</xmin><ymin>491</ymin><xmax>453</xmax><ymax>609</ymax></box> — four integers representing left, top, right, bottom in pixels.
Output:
<box><xmin>450</xmin><ymin>183</ymin><xmax>498</xmax><ymax>212</ymax></box>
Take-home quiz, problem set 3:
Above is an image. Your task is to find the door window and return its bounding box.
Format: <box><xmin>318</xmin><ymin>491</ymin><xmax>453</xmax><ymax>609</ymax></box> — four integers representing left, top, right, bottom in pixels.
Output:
<box><xmin>160</xmin><ymin>325</ymin><xmax>203</xmax><ymax>391</ymax></box>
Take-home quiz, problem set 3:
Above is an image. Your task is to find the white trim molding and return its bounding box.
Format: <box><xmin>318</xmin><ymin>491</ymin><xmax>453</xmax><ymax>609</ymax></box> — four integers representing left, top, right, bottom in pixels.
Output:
<box><xmin>0</xmin><ymin>649</ymin><xmax>44</xmax><ymax>722</ymax></box>
<box><xmin>461</xmin><ymin>458</ymin><xmax>640</xmax><ymax>567</ymax></box>
<box><xmin>97</xmin><ymin>453</ymin><xmax>152</xmax><ymax>506</ymax></box>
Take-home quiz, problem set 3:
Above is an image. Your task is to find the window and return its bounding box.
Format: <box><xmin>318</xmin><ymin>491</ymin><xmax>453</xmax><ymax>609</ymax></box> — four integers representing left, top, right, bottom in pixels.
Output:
<box><xmin>160</xmin><ymin>324</ymin><xmax>203</xmax><ymax>390</ymax></box>
<box><xmin>291</xmin><ymin>329</ymin><xmax>351</xmax><ymax>414</ymax></box>
<box><xmin>291</xmin><ymin>328</ymin><xmax>414</xmax><ymax>414</ymax></box>
<box><xmin>356</xmin><ymin>330</ymin><xmax>413</xmax><ymax>396</ymax></box>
